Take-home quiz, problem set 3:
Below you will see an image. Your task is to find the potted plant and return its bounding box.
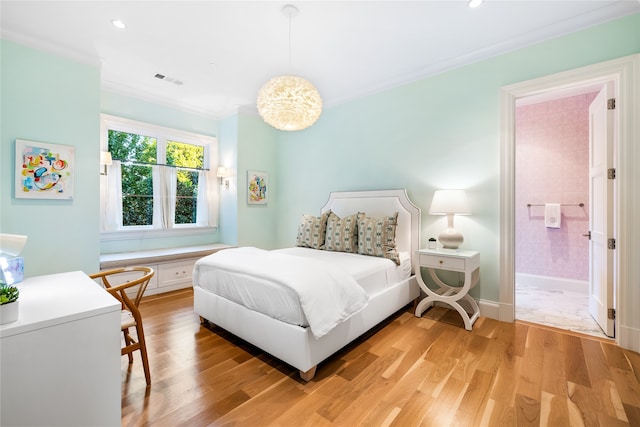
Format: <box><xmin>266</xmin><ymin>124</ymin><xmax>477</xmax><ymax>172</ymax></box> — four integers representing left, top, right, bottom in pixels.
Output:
<box><xmin>0</xmin><ymin>282</ymin><xmax>20</xmax><ymax>324</ymax></box>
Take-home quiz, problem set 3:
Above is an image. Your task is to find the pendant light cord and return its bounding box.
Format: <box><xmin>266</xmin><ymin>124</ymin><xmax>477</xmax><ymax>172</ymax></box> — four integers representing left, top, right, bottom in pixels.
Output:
<box><xmin>288</xmin><ymin>9</ymin><xmax>292</xmax><ymax>73</ymax></box>
<box><xmin>282</xmin><ymin>4</ymin><xmax>298</xmax><ymax>74</ymax></box>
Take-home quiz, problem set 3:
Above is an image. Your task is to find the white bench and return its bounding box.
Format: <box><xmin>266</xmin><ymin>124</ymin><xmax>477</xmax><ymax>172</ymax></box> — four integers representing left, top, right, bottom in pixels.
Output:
<box><xmin>99</xmin><ymin>243</ymin><xmax>232</xmax><ymax>296</ymax></box>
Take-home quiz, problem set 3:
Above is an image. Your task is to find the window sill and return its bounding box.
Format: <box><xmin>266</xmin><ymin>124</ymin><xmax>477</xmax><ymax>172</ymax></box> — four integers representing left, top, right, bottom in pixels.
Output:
<box><xmin>100</xmin><ymin>226</ymin><xmax>218</xmax><ymax>242</ymax></box>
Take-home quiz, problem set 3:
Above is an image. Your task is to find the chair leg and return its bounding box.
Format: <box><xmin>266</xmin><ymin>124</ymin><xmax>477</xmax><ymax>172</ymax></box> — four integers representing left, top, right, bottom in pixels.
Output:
<box><xmin>136</xmin><ymin>324</ymin><xmax>151</xmax><ymax>386</ymax></box>
<box><xmin>123</xmin><ymin>329</ymin><xmax>134</xmax><ymax>364</ymax></box>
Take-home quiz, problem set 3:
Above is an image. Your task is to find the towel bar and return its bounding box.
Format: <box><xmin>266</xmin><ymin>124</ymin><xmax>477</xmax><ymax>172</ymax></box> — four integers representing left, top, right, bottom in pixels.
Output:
<box><xmin>526</xmin><ymin>203</ymin><xmax>584</xmax><ymax>207</ymax></box>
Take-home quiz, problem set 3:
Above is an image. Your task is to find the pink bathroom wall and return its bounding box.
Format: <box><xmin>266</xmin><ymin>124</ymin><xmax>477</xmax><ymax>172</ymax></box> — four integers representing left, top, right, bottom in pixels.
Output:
<box><xmin>515</xmin><ymin>92</ymin><xmax>597</xmax><ymax>281</ymax></box>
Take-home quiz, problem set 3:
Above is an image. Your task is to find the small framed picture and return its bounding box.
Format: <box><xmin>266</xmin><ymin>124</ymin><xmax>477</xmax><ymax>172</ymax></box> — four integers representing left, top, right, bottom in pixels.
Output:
<box><xmin>247</xmin><ymin>170</ymin><xmax>268</xmax><ymax>205</ymax></box>
<box><xmin>15</xmin><ymin>139</ymin><xmax>75</xmax><ymax>199</ymax></box>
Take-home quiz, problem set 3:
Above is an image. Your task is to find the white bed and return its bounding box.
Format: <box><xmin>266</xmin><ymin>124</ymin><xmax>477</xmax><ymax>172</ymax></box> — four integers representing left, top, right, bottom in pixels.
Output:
<box><xmin>193</xmin><ymin>189</ymin><xmax>421</xmax><ymax>380</ymax></box>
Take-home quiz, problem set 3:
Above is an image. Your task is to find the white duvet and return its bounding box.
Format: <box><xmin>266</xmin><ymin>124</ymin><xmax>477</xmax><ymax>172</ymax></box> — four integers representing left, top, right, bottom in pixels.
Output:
<box><xmin>193</xmin><ymin>247</ymin><xmax>369</xmax><ymax>338</ymax></box>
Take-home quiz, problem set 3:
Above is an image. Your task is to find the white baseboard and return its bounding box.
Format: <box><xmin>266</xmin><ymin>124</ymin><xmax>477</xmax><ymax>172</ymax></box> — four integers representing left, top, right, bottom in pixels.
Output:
<box><xmin>619</xmin><ymin>325</ymin><xmax>640</xmax><ymax>353</ymax></box>
<box><xmin>478</xmin><ymin>299</ymin><xmax>502</xmax><ymax>321</ymax></box>
<box><xmin>516</xmin><ymin>273</ymin><xmax>588</xmax><ymax>294</ymax></box>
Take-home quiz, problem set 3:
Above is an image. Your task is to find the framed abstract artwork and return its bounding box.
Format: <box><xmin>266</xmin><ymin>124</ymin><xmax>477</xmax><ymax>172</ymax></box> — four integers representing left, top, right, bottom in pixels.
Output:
<box><xmin>15</xmin><ymin>139</ymin><xmax>75</xmax><ymax>199</ymax></box>
<box><xmin>247</xmin><ymin>170</ymin><xmax>268</xmax><ymax>205</ymax></box>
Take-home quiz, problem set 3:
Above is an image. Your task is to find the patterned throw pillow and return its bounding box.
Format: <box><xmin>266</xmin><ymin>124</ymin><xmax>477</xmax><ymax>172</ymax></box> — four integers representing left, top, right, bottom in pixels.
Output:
<box><xmin>296</xmin><ymin>210</ymin><xmax>331</xmax><ymax>249</ymax></box>
<box><xmin>358</xmin><ymin>212</ymin><xmax>400</xmax><ymax>265</ymax></box>
<box><xmin>325</xmin><ymin>212</ymin><xmax>363</xmax><ymax>253</ymax></box>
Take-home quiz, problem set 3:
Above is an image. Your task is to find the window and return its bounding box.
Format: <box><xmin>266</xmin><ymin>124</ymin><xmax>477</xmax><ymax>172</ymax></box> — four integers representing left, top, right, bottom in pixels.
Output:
<box><xmin>101</xmin><ymin>115</ymin><xmax>218</xmax><ymax>238</ymax></box>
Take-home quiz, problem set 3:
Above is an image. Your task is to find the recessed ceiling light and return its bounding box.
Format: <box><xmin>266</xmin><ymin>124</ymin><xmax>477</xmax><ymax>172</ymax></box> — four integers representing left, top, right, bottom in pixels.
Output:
<box><xmin>111</xmin><ymin>19</ymin><xmax>126</xmax><ymax>29</ymax></box>
<box><xmin>468</xmin><ymin>0</ymin><xmax>483</xmax><ymax>8</ymax></box>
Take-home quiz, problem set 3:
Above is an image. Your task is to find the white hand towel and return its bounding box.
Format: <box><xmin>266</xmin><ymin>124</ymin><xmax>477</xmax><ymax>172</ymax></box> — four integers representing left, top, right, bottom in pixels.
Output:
<box><xmin>544</xmin><ymin>203</ymin><xmax>561</xmax><ymax>228</ymax></box>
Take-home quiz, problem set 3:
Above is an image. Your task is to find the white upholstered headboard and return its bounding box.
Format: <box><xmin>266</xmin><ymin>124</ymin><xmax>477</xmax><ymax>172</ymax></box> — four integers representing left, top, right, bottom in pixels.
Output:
<box><xmin>321</xmin><ymin>189</ymin><xmax>421</xmax><ymax>272</ymax></box>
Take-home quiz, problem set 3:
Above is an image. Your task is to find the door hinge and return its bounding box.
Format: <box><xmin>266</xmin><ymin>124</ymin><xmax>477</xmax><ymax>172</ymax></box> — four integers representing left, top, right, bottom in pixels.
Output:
<box><xmin>608</xmin><ymin>308</ymin><xmax>616</xmax><ymax>320</ymax></box>
<box><xmin>608</xmin><ymin>238</ymin><xmax>616</xmax><ymax>250</ymax></box>
<box><xmin>608</xmin><ymin>98</ymin><xmax>616</xmax><ymax>110</ymax></box>
<box><xmin>608</xmin><ymin>168</ymin><xmax>616</xmax><ymax>179</ymax></box>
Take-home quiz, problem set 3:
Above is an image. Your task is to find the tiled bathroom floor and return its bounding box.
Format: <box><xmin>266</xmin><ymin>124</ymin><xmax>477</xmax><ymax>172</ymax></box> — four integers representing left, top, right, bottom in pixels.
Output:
<box><xmin>515</xmin><ymin>283</ymin><xmax>609</xmax><ymax>339</ymax></box>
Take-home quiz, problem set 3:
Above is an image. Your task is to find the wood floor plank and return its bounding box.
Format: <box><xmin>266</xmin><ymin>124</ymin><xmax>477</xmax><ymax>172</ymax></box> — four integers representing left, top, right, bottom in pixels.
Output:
<box><xmin>516</xmin><ymin>325</ymin><xmax>545</xmax><ymax>400</ymax></box>
<box><xmin>610</xmin><ymin>367</ymin><xmax>640</xmax><ymax>407</ymax></box>
<box><xmin>453</xmin><ymin>369</ymin><xmax>496</xmax><ymax>426</ymax></box>
<box><xmin>360</xmin><ymin>358</ymin><xmax>436</xmax><ymax>425</ymax></box>
<box><xmin>416</xmin><ymin>354</ymin><xmax>459</xmax><ymax>397</ymax></box>
<box><xmin>622</xmin><ymin>403</ymin><xmax>640</xmax><ymax>426</ymax></box>
<box><xmin>116</xmin><ymin>288</ymin><xmax>640</xmax><ymax>426</ymax></box>
<box><xmin>513</xmin><ymin>322</ymin><xmax>529</xmax><ymax>357</ymax></box>
<box><xmin>567</xmin><ymin>381</ymin><xmax>604</xmax><ymax>427</ymax></box>
<box><xmin>540</xmin><ymin>328</ymin><xmax>568</xmax><ymax>397</ymax></box>
<box><xmin>583</xmin><ymin>338</ymin><xmax>615</xmax><ymax>383</ymax></box>
<box><xmin>479</xmin><ymin>398</ymin><xmax>517</xmax><ymax>427</ymax></box>
<box><xmin>564</xmin><ymin>334</ymin><xmax>592</xmax><ymax>388</ymax></box>
<box><xmin>389</xmin><ymin>390</ymin><xmax>432</xmax><ymax>426</ymax></box>
<box><xmin>539</xmin><ymin>391</ymin><xmax>569</xmax><ymax>427</ymax></box>
<box><xmin>420</xmin><ymin>376</ymin><xmax>467</xmax><ymax>426</ymax></box>
<box><xmin>515</xmin><ymin>393</ymin><xmax>541</xmax><ymax>427</ymax></box>
<box><xmin>318</xmin><ymin>349</ymin><xmax>400</xmax><ymax>423</ymax></box>
<box><xmin>489</xmin><ymin>353</ymin><xmax>523</xmax><ymax>406</ymax></box>
<box><xmin>602</xmin><ymin>341</ymin><xmax>636</xmax><ymax>370</ymax></box>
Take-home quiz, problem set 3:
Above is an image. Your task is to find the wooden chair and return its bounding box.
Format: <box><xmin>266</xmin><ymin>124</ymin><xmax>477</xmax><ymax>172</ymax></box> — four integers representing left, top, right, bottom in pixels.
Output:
<box><xmin>90</xmin><ymin>266</ymin><xmax>154</xmax><ymax>386</ymax></box>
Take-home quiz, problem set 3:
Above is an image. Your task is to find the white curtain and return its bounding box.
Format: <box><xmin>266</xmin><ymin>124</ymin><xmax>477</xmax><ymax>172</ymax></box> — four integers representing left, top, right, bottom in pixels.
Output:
<box><xmin>101</xmin><ymin>162</ymin><xmax>217</xmax><ymax>231</ymax></box>
<box><xmin>196</xmin><ymin>169</ymin><xmax>219</xmax><ymax>227</ymax></box>
<box><xmin>101</xmin><ymin>160</ymin><xmax>123</xmax><ymax>232</ymax></box>
<box><xmin>157</xmin><ymin>165</ymin><xmax>176</xmax><ymax>229</ymax></box>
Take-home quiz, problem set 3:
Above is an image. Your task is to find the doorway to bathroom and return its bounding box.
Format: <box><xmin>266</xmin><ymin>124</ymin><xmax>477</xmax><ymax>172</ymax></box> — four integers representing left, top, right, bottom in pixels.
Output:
<box><xmin>513</xmin><ymin>81</ymin><xmax>614</xmax><ymax>340</ymax></box>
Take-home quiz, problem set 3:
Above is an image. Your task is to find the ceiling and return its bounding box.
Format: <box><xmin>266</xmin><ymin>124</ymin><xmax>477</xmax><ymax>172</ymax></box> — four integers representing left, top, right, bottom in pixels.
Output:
<box><xmin>2</xmin><ymin>1</ymin><xmax>638</xmax><ymax>119</ymax></box>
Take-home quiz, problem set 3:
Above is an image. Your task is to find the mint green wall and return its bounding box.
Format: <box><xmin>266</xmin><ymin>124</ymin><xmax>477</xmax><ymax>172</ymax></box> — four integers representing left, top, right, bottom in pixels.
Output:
<box><xmin>236</xmin><ymin>114</ymin><xmax>278</xmax><ymax>248</ymax></box>
<box><xmin>99</xmin><ymin>90</ymin><xmax>220</xmax><ymax>254</ymax></box>
<box><xmin>2</xmin><ymin>13</ymin><xmax>637</xmax><ymax>293</ymax></box>
<box><xmin>218</xmin><ymin>115</ymin><xmax>239</xmax><ymax>246</ymax></box>
<box><xmin>101</xmin><ymin>90</ymin><xmax>219</xmax><ymax>137</ymax></box>
<box><xmin>271</xmin><ymin>13</ymin><xmax>640</xmax><ymax>303</ymax></box>
<box><xmin>0</xmin><ymin>39</ymin><xmax>101</xmax><ymax>277</ymax></box>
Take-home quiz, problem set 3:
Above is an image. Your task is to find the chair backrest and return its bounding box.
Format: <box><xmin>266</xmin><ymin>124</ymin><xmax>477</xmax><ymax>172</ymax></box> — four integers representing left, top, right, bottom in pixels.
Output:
<box><xmin>89</xmin><ymin>266</ymin><xmax>155</xmax><ymax>311</ymax></box>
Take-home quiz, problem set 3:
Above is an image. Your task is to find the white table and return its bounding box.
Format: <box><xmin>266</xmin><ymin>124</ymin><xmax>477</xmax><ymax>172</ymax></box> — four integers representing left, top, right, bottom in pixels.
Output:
<box><xmin>0</xmin><ymin>271</ymin><xmax>121</xmax><ymax>426</ymax></box>
<box><xmin>414</xmin><ymin>248</ymin><xmax>480</xmax><ymax>330</ymax></box>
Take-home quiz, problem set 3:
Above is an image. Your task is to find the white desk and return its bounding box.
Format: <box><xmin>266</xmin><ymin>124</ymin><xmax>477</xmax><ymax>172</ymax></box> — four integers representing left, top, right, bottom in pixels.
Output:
<box><xmin>414</xmin><ymin>248</ymin><xmax>480</xmax><ymax>330</ymax></box>
<box><xmin>1</xmin><ymin>271</ymin><xmax>121</xmax><ymax>426</ymax></box>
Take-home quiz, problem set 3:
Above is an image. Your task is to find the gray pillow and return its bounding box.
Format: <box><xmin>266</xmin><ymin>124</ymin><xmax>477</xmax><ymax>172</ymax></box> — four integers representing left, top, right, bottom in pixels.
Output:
<box><xmin>296</xmin><ymin>210</ymin><xmax>331</xmax><ymax>249</ymax></box>
<box><xmin>358</xmin><ymin>212</ymin><xmax>400</xmax><ymax>265</ymax></box>
<box><xmin>325</xmin><ymin>212</ymin><xmax>363</xmax><ymax>253</ymax></box>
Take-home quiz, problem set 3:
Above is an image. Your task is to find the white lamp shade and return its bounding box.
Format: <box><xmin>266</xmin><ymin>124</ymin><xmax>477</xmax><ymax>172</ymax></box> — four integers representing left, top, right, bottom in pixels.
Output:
<box><xmin>0</xmin><ymin>234</ymin><xmax>28</xmax><ymax>256</ymax></box>
<box><xmin>100</xmin><ymin>151</ymin><xmax>113</xmax><ymax>166</ymax></box>
<box><xmin>216</xmin><ymin>167</ymin><xmax>227</xmax><ymax>178</ymax></box>
<box><xmin>429</xmin><ymin>190</ymin><xmax>471</xmax><ymax>215</ymax></box>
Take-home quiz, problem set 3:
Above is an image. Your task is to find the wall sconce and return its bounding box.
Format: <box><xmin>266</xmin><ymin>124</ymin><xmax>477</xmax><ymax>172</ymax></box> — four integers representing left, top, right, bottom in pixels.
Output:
<box><xmin>100</xmin><ymin>151</ymin><xmax>112</xmax><ymax>175</ymax></box>
<box><xmin>216</xmin><ymin>167</ymin><xmax>229</xmax><ymax>189</ymax></box>
<box><xmin>429</xmin><ymin>189</ymin><xmax>471</xmax><ymax>249</ymax></box>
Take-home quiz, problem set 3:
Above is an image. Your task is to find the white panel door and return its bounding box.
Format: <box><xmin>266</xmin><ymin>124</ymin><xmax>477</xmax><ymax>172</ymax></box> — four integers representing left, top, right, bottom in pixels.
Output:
<box><xmin>588</xmin><ymin>82</ymin><xmax>614</xmax><ymax>338</ymax></box>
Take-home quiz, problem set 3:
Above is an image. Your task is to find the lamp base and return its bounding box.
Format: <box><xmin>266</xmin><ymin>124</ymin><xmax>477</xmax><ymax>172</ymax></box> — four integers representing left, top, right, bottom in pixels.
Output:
<box><xmin>438</xmin><ymin>227</ymin><xmax>464</xmax><ymax>249</ymax></box>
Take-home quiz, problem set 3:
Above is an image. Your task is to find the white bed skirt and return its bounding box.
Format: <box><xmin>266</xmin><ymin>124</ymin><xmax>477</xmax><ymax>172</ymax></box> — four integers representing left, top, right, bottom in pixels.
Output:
<box><xmin>194</xmin><ymin>275</ymin><xmax>419</xmax><ymax>375</ymax></box>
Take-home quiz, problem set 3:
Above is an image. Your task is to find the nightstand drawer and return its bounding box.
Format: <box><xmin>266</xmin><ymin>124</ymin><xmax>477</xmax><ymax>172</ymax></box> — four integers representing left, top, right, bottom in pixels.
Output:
<box><xmin>420</xmin><ymin>254</ymin><xmax>466</xmax><ymax>271</ymax></box>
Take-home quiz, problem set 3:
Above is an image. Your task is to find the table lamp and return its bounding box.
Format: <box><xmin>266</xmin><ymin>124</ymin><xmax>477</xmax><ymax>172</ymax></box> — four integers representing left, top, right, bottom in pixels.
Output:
<box><xmin>429</xmin><ymin>190</ymin><xmax>470</xmax><ymax>249</ymax></box>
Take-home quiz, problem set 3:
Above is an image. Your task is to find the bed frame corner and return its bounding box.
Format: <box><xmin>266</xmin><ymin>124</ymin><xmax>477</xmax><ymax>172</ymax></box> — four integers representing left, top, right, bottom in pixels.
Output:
<box><xmin>299</xmin><ymin>366</ymin><xmax>317</xmax><ymax>382</ymax></box>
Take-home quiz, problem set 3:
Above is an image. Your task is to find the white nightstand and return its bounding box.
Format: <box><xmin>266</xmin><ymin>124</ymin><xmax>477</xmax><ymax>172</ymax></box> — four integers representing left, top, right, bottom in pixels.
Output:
<box><xmin>414</xmin><ymin>248</ymin><xmax>480</xmax><ymax>330</ymax></box>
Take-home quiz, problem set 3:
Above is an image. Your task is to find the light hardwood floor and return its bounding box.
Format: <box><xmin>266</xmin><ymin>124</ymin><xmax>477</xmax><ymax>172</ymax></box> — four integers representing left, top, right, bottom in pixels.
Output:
<box><xmin>121</xmin><ymin>288</ymin><xmax>640</xmax><ymax>426</ymax></box>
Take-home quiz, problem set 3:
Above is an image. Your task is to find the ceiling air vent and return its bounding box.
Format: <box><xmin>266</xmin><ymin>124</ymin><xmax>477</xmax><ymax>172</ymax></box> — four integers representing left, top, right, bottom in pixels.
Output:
<box><xmin>154</xmin><ymin>73</ymin><xmax>183</xmax><ymax>86</ymax></box>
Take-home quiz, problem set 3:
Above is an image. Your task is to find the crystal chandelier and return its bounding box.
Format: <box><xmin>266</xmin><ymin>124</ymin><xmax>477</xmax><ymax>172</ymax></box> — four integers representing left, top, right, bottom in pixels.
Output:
<box><xmin>257</xmin><ymin>5</ymin><xmax>322</xmax><ymax>131</ymax></box>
